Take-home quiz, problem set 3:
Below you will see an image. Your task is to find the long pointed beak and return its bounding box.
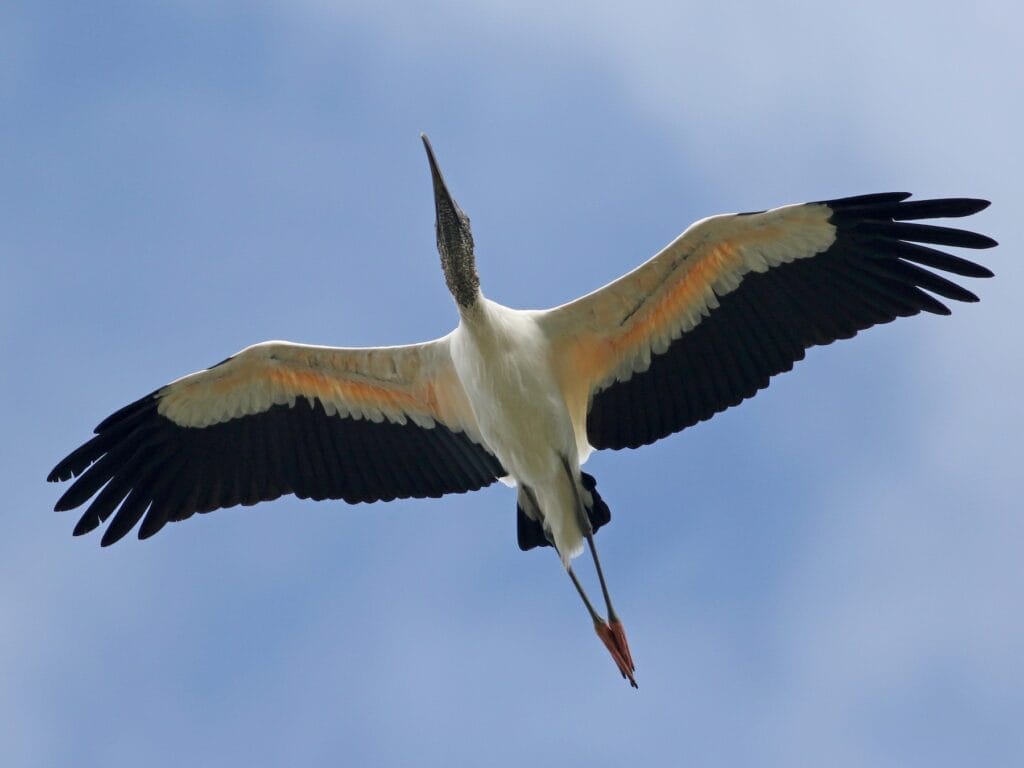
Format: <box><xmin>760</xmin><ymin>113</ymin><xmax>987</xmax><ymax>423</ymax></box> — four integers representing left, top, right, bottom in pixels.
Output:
<box><xmin>420</xmin><ymin>134</ymin><xmax>479</xmax><ymax>308</ymax></box>
<box><xmin>421</xmin><ymin>133</ymin><xmax>462</xmax><ymax>222</ymax></box>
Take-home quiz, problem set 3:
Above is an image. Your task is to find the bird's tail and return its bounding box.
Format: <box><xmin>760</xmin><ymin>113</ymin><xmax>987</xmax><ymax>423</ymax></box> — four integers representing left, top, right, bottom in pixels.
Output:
<box><xmin>516</xmin><ymin>472</ymin><xmax>611</xmax><ymax>551</ymax></box>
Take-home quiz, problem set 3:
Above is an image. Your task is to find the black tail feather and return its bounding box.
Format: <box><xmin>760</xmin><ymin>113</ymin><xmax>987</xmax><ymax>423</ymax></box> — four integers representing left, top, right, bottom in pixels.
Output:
<box><xmin>580</xmin><ymin>472</ymin><xmax>611</xmax><ymax>531</ymax></box>
<box><xmin>516</xmin><ymin>472</ymin><xmax>611</xmax><ymax>552</ymax></box>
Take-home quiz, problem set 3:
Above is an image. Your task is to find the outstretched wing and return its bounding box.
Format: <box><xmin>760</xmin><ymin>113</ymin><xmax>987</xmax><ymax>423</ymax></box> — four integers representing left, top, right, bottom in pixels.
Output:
<box><xmin>540</xmin><ymin>193</ymin><xmax>995</xmax><ymax>453</ymax></box>
<box><xmin>49</xmin><ymin>338</ymin><xmax>504</xmax><ymax>545</ymax></box>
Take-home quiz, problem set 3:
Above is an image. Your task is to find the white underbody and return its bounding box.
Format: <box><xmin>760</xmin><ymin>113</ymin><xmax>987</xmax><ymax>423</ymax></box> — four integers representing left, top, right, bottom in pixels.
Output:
<box><xmin>450</xmin><ymin>297</ymin><xmax>588</xmax><ymax>563</ymax></box>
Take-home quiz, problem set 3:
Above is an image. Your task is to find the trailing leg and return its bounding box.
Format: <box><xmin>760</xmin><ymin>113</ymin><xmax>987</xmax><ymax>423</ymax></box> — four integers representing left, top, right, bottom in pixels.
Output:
<box><xmin>561</xmin><ymin>457</ymin><xmax>636</xmax><ymax>687</ymax></box>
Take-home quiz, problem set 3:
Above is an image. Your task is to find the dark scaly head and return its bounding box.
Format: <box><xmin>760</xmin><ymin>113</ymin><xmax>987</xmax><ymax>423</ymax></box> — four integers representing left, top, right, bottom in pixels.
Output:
<box><xmin>421</xmin><ymin>134</ymin><xmax>480</xmax><ymax>309</ymax></box>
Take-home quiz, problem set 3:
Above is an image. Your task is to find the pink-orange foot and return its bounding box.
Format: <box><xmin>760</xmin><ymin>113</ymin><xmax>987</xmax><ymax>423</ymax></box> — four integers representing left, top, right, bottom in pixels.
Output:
<box><xmin>608</xmin><ymin>619</ymin><xmax>635</xmax><ymax>673</ymax></box>
<box><xmin>594</xmin><ymin>618</ymin><xmax>638</xmax><ymax>688</ymax></box>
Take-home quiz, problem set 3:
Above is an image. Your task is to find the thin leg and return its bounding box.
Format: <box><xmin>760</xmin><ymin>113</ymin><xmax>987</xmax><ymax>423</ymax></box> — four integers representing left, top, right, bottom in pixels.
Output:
<box><xmin>567</xmin><ymin>566</ymin><xmax>602</xmax><ymax>623</ymax></box>
<box><xmin>584</xmin><ymin>530</ymin><xmax>635</xmax><ymax>675</ymax></box>
<box><xmin>561</xmin><ymin>455</ymin><xmax>623</xmax><ymax>625</ymax></box>
<box><xmin>584</xmin><ymin>529</ymin><xmax>619</xmax><ymax>623</ymax></box>
<box><xmin>560</xmin><ymin>454</ymin><xmax>636</xmax><ymax>679</ymax></box>
<box><xmin>554</xmin><ymin>460</ymin><xmax>638</xmax><ymax>688</ymax></box>
<box><xmin>566</xmin><ymin>564</ymin><xmax>637</xmax><ymax>689</ymax></box>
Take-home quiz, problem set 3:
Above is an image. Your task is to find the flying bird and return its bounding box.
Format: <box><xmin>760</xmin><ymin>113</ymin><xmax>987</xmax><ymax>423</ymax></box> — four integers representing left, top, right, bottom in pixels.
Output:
<box><xmin>49</xmin><ymin>135</ymin><xmax>995</xmax><ymax>687</ymax></box>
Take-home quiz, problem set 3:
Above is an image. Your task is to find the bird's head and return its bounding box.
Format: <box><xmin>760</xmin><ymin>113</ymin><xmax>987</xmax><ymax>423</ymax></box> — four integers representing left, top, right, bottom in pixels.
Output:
<box><xmin>422</xmin><ymin>134</ymin><xmax>479</xmax><ymax>309</ymax></box>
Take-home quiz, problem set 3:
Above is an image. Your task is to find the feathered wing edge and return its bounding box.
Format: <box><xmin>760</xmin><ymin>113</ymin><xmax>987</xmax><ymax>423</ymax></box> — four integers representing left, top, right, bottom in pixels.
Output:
<box><xmin>542</xmin><ymin>194</ymin><xmax>994</xmax><ymax>452</ymax></box>
<box><xmin>48</xmin><ymin>339</ymin><xmax>505</xmax><ymax>545</ymax></box>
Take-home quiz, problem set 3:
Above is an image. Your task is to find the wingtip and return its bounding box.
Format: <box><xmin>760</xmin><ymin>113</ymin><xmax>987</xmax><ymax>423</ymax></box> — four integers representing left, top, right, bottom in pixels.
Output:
<box><xmin>48</xmin><ymin>457</ymin><xmax>76</xmax><ymax>484</ymax></box>
<box><xmin>53</xmin><ymin>489</ymin><xmax>79</xmax><ymax>513</ymax></box>
<box><xmin>72</xmin><ymin>513</ymin><xmax>100</xmax><ymax>537</ymax></box>
<box><xmin>100</xmin><ymin>528</ymin><xmax>124</xmax><ymax>547</ymax></box>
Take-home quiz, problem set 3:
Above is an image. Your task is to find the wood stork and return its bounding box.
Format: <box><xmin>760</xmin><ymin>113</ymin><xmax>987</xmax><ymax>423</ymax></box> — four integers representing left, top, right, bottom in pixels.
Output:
<box><xmin>49</xmin><ymin>135</ymin><xmax>995</xmax><ymax>688</ymax></box>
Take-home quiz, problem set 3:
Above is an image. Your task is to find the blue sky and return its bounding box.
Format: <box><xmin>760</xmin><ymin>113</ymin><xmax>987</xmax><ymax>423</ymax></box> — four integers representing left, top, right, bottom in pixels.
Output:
<box><xmin>3</xmin><ymin>1</ymin><xmax>1021</xmax><ymax>765</ymax></box>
